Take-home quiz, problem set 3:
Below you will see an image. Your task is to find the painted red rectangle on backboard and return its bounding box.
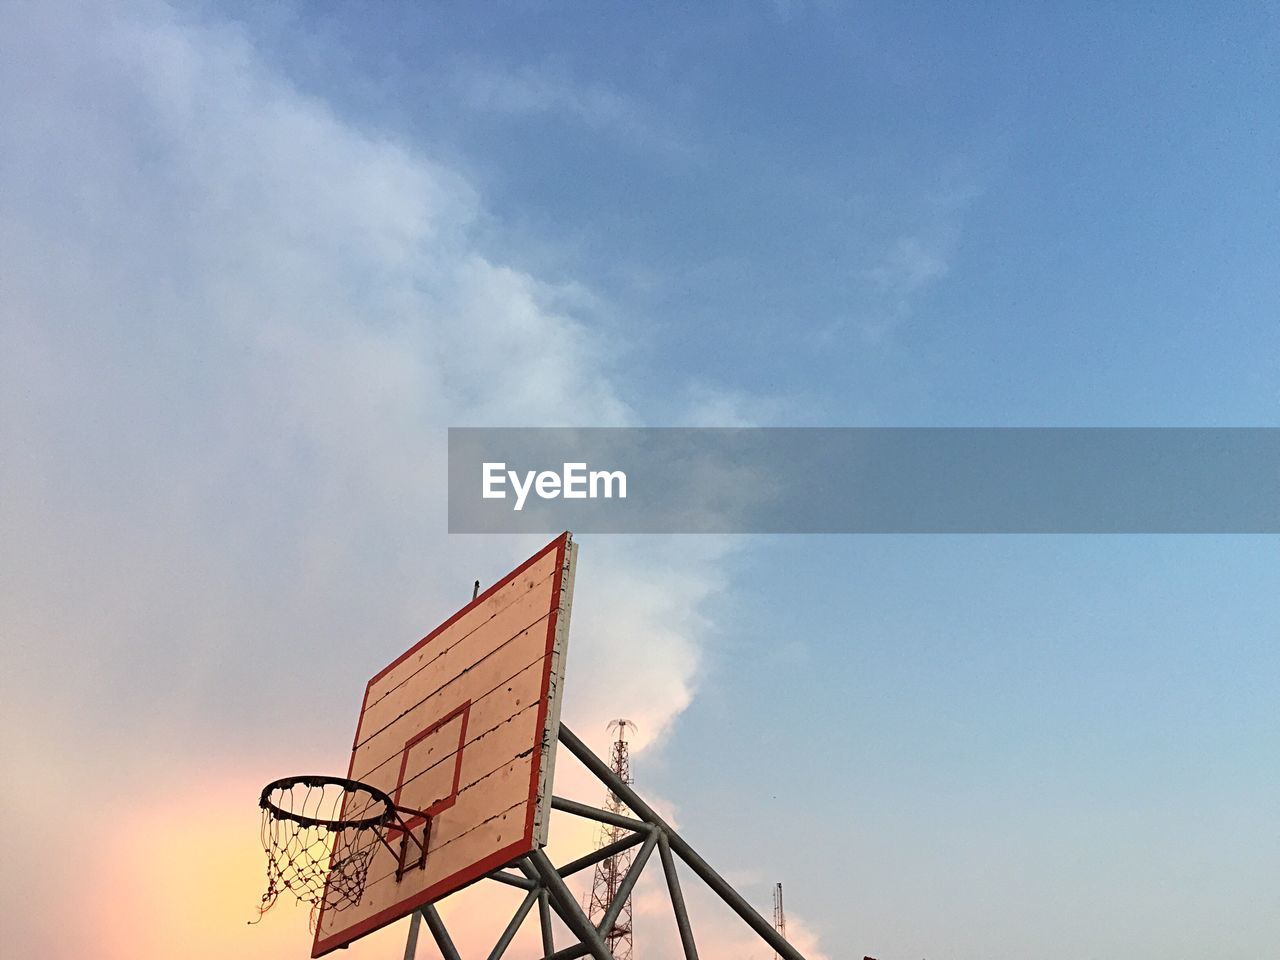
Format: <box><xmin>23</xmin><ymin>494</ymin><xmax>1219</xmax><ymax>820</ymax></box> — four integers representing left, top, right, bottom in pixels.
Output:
<box><xmin>393</xmin><ymin>699</ymin><xmax>469</xmax><ymax>818</ymax></box>
<box><xmin>311</xmin><ymin>531</ymin><xmax>577</xmax><ymax>957</ymax></box>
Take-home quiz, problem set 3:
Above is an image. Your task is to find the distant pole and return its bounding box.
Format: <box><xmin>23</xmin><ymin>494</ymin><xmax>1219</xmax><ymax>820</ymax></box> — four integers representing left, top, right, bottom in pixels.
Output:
<box><xmin>773</xmin><ymin>883</ymin><xmax>786</xmax><ymax>960</ymax></box>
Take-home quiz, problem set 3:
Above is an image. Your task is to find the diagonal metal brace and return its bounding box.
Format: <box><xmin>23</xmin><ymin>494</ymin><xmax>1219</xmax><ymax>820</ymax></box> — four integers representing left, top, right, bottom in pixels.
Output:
<box><xmin>659</xmin><ymin>832</ymin><xmax>699</xmax><ymax>960</ymax></box>
<box><xmin>556</xmin><ymin>827</ymin><xmax>649</xmax><ymax>879</ymax></box>
<box><xmin>421</xmin><ymin>904</ymin><xmax>461</xmax><ymax>960</ymax></box>
<box><xmin>552</xmin><ymin>795</ymin><xmax>649</xmax><ymax>832</ymax></box>
<box><xmin>595</xmin><ymin>827</ymin><xmax>658</xmax><ymax>941</ymax></box>
<box><xmin>558</xmin><ymin>723</ymin><xmax>808</xmax><ymax>960</ymax></box>
<box><xmin>486</xmin><ymin>886</ymin><xmax>541</xmax><ymax>960</ymax></box>
<box><xmin>525</xmin><ymin>849</ymin><xmax>614</xmax><ymax>960</ymax></box>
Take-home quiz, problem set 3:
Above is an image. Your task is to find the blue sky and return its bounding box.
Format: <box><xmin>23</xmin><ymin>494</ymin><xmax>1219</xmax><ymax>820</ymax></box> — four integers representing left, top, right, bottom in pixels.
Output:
<box><xmin>235</xmin><ymin>1</ymin><xmax>1279</xmax><ymax>426</ymax></box>
<box><xmin>1</xmin><ymin>2</ymin><xmax>1276</xmax><ymax>959</ymax></box>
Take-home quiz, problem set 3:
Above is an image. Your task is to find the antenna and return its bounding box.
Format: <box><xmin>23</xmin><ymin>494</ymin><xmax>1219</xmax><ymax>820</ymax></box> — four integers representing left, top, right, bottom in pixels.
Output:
<box><xmin>773</xmin><ymin>882</ymin><xmax>786</xmax><ymax>959</ymax></box>
<box><xmin>586</xmin><ymin>719</ymin><xmax>638</xmax><ymax>960</ymax></box>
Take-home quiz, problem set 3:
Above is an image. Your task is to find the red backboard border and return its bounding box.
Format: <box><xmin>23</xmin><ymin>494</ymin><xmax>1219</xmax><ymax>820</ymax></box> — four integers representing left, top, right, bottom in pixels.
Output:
<box><xmin>311</xmin><ymin>532</ymin><xmax>573</xmax><ymax>957</ymax></box>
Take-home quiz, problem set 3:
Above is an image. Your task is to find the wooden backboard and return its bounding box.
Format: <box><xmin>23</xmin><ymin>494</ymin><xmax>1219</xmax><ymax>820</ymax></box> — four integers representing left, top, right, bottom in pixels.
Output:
<box><xmin>312</xmin><ymin>532</ymin><xmax>577</xmax><ymax>957</ymax></box>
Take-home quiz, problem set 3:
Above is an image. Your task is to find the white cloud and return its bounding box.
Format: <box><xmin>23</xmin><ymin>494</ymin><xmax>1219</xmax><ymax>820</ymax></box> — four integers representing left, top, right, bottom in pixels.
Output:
<box><xmin>868</xmin><ymin>232</ymin><xmax>956</xmax><ymax>295</ymax></box>
<box><xmin>458</xmin><ymin>61</ymin><xmax>696</xmax><ymax>159</ymax></box>
<box><xmin>853</xmin><ymin>224</ymin><xmax>961</xmax><ymax>345</ymax></box>
<box><xmin>0</xmin><ymin>1</ymin><xmax>750</xmax><ymax>956</ymax></box>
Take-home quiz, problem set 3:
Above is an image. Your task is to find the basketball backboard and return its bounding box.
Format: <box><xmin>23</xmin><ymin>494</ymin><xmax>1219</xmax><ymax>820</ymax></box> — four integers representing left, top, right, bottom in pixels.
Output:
<box><xmin>311</xmin><ymin>532</ymin><xmax>578</xmax><ymax>957</ymax></box>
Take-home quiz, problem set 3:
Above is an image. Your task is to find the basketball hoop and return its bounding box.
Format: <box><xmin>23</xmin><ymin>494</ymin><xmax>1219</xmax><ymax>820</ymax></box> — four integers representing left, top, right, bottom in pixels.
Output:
<box><xmin>254</xmin><ymin>775</ymin><xmax>431</xmax><ymax>927</ymax></box>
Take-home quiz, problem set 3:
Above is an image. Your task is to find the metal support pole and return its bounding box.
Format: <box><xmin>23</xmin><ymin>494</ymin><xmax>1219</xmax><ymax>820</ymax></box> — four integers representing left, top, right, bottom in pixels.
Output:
<box><xmin>517</xmin><ymin>858</ymin><xmax>589</xmax><ymax>960</ymax></box>
<box><xmin>538</xmin><ymin>887</ymin><xmax>555</xmax><ymax>958</ymax></box>
<box><xmin>487</xmin><ymin>886</ymin><xmax>541</xmax><ymax>960</ymax></box>
<box><xmin>487</xmin><ymin>869</ymin><xmax>537</xmax><ymax>890</ymax></box>
<box><xmin>403</xmin><ymin>908</ymin><xmax>423</xmax><ymax>960</ymax></box>
<box><xmin>556</xmin><ymin>828</ymin><xmax>648</xmax><ymax>878</ymax></box>
<box><xmin>421</xmin><ymin>903</ymin><xmax>462</xmax><ymax>960</ymax></box>
<box><xmin>595</xmin><ymin>827</ymin><xmax>658</xmax><ymax>939</ymax></box>
<box><xmin>658</xmin><ymin>833</ymin><xmax>699</xmax><ymax>960</ymax></box>
<box><xmin>559</xmin><ymin>723</ymin><xmax>807</xmax><ymax>960</ymax></box>
<box><xmin>552</xmin><ymin>794</ymin><xmax>648</xmax><ymax>832</ymax></box>
<box><xmin>526</xmin><ymin>848</ymin><xmax>614</xmax><ymax>960</ymax></box>
<box><xmin>543</xmin><ymin>944</ymin><xmax>591</xmax><ymax>960</ymax></box>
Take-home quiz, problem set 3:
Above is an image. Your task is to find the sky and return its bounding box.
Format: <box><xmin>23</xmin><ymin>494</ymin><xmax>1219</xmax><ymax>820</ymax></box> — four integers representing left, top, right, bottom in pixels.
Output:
<box><xmin>1</xmin><ymin>2</ymin><xmax>1276</xmax><ymax>959</ymax></box>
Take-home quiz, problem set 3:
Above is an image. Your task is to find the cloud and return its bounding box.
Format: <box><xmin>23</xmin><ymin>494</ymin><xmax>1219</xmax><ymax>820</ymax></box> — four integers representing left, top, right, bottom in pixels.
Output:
<box><xmin>0</xmin><ymin>1</ymin><xmax>768</xmax><ymax>957</ymax></box>
<box><xmin>868</xmin><ymin>232</ymin><xmax>955</xmax><ymax>296</ymax></box>
<box><xmin>806</xmin><ymin>174</ymin><xmax>979</xmax><ymax>350</ymax></box>
<box><xmin>458</xmin><ymin>62</ymin><xmax>696</xmax><ymax>159</ymax></box>
<box><xmin>853</xmin><ymin>224</ymin><xmax>961</xmax><ymax>346</ymax></box>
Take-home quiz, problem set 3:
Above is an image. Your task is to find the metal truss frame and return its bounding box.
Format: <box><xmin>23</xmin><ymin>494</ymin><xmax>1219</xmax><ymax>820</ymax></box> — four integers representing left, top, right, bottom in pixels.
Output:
<box><xmin>402</xmin><ymin>723</ymin><xmax>806</xmax><ymax>960</ymax></box>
